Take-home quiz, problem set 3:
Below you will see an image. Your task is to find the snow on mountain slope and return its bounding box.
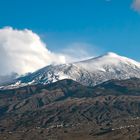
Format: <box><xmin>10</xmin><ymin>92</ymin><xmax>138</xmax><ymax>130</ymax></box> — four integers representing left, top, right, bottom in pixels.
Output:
<box><xmin>76</xmin><ymin>52</ymin><xmax>140</xmax><ymax>71</ymax></box>
<box><xmin>2</xmin><ymin>52</ymin><xmax>140</xmax><ymax>89</ymax></box>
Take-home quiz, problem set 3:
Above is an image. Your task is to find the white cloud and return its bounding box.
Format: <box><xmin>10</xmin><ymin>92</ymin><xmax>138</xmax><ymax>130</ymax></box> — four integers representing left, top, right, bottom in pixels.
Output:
<box><xmin>61</xmin><ymin>42</ymin><xmax>98</xmax><ymax>62</ymax></box>
<box><xmin>0</xmin><ymin>27</ymin><xmax>66</xmax><ymax>75</ymax></box>
<box><xmin>132</xmin><ymin>0</ymin><xmax>140</xmax><ymax>12</ymax></box>
<box><xmin>0</xmin><ymin>27</ymin><xmax>99</xmax><ymax>76</ymax></box>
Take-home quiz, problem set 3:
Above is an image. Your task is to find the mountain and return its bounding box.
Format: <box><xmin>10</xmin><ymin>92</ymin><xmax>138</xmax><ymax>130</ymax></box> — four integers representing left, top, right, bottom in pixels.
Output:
<box><xmin>1</xmin><ymin>78</ymin><xmax>140</xmax><ymax>139</ymax></box>
<box><xmin>2</xmin><ymin>52</ymin><xmax>140</xmax><ymax>89</ymax></box>
<box><xmin>0</xmin><ymin>72</ymin><xmax>19</xmax><ymax>86</ymax></box>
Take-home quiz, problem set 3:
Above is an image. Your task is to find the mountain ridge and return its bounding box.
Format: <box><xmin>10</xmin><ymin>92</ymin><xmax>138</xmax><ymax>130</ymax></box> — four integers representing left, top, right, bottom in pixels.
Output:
<box><xmin>1</xmin><ymin>78</ymin><xmax>140</xmax><ymax>139</ymax></box>
<box><xmin>1</xmin><ymin>52</ymin><xmax>140</xmax><ymax>89</ymax></box>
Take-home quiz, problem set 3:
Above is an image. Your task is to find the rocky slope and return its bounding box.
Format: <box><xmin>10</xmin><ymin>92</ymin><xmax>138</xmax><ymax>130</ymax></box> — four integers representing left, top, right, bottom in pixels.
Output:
<box><xmin>3</xmin><ymin>52</ymin><xmax>140</xmax><ymax>89</ymax></box>
<box><xmin>1</xmin><ymin>78</ymin><xmax>140</xmax><ymax>139</ymax></box>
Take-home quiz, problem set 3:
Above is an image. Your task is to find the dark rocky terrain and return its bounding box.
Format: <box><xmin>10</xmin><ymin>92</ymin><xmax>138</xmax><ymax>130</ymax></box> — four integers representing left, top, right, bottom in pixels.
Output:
<box><xmin>1</xmin><ymin>78</ymin><xmax>140</xmax><ymax>139</ymax></box>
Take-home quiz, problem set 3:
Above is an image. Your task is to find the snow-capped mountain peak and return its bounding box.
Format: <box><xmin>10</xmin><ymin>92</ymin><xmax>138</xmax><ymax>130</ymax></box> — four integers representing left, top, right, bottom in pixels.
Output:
<box><xmin>2</xmin><ymin>52</ymin><xmax>140</xmax><ymax>89</ymax></box>
<box><xmin>75</xmin><ymin>52</ymin><xmax>140</xmax><ymax>72</ymax></box>
<box><xmin>104</xmin><ymin>52</ymin><xmax>119</xmax><ymax>57</ymax></box>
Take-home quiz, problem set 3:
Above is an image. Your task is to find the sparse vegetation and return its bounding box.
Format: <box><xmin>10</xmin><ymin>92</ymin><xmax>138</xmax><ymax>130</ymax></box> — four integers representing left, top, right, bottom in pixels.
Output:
<box><xmin>1</xmin><ymin>79</ymin><xmax>140</xmax><ymax>139</ymax></box>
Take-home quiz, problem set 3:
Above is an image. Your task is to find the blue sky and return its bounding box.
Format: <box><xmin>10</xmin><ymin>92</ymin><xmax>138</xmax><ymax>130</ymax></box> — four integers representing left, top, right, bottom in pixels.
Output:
<box><xmin>0</xmin><ymin>0</ymin><xmax>140</xmax><ymax>60</ymax></box>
